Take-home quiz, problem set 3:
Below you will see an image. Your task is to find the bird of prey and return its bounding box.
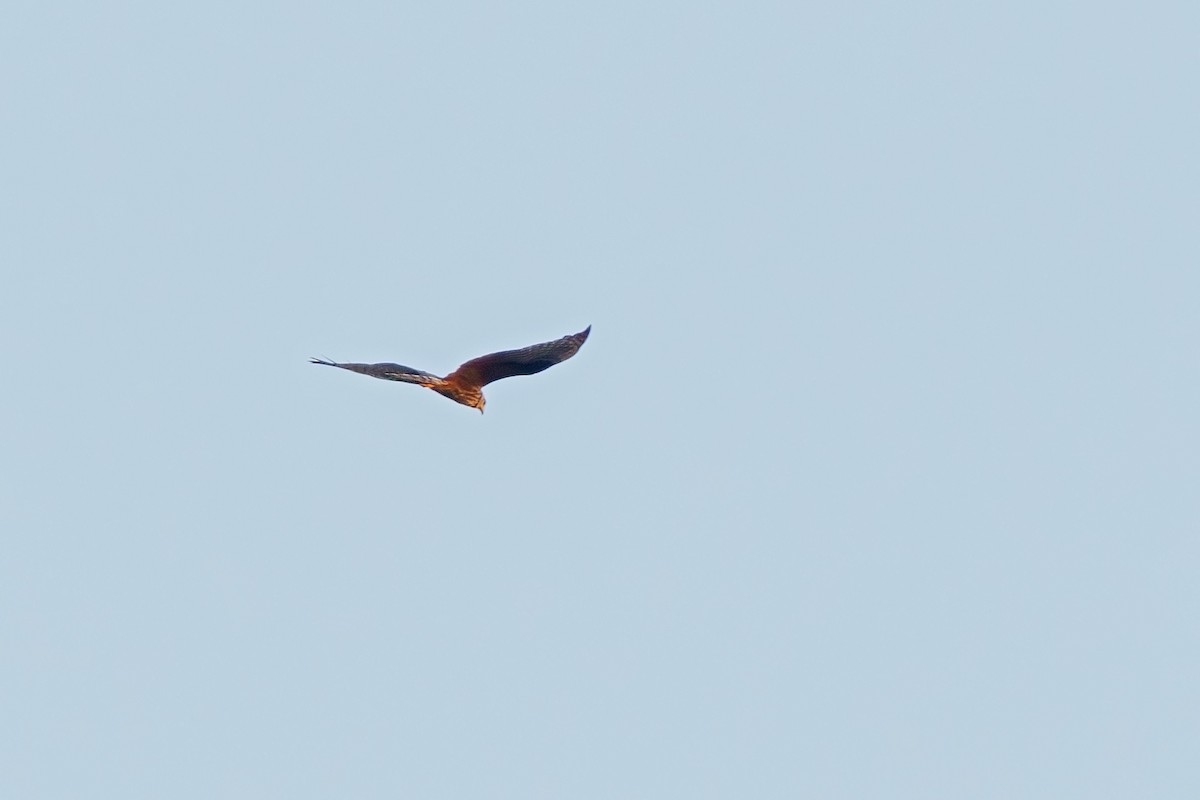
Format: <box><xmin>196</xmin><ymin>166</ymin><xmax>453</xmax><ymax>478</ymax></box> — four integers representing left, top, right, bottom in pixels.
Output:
<box><xmin>311</xmin><ymin>326</ymin><xmax>590</xmax><ymax>413</ymax></box>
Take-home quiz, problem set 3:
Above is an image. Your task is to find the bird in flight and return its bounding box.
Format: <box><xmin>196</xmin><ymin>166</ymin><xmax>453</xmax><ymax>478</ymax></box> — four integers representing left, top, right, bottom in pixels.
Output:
<box><xmin>311</xmin><ymin>326</ymin><xmax>590</xmax><ymax>413</ymax></box>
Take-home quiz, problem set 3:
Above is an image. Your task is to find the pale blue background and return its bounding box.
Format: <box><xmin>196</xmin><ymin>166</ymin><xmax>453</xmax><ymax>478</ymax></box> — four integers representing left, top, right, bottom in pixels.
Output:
<box><xmin>2</xmin><ymin>2</ymin><xmax>1197</xmax><ymax>797</ymax></box>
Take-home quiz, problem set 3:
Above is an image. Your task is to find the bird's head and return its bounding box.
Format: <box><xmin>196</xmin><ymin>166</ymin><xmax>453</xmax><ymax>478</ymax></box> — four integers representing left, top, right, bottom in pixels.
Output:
<box><xmin>474</xmin><ymin>395</ymin><xmax>486</xmax><ymax>414</ymax></box>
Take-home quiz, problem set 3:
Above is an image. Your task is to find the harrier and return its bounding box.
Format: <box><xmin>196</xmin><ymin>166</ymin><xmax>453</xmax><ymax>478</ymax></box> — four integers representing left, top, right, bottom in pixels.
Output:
<box><xmin>311</xmin><ymin>326</ymin><xmax>590</xmax><ymax>413</ymax></box>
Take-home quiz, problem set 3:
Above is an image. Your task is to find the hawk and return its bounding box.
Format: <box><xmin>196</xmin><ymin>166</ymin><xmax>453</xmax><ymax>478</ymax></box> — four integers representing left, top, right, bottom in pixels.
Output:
<box><xmin>311</xmin><ymin>326</ymin><xmax>590</xmax><ymax>413</ymax></box>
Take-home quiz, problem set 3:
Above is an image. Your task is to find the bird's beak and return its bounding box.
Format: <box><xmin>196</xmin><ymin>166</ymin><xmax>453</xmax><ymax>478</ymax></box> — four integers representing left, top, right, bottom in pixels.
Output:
<box><xmin>479</xmin><ymin>407</ymin><xmax>485</xmax><ymax>415</ymax></box>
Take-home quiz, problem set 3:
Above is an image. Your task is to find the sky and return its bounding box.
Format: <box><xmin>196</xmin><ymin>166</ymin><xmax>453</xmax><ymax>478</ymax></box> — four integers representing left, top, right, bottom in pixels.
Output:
<box><xmin>2</xmin><ymin>2</ymin><xmax>1197</xmax><ymax>797</ymax></box>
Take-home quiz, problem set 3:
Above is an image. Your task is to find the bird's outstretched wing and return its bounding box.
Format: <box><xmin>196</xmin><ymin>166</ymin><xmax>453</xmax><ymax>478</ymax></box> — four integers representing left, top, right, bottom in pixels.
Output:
<box><xmin>446</xmin><ymin>326</ymin><xmax>591</xmax><ymax>387</ymax></box>
<box><xmin>309</xmin><ymin>358</ymin><xmax>443</xmax><ymax>387</ymax></box>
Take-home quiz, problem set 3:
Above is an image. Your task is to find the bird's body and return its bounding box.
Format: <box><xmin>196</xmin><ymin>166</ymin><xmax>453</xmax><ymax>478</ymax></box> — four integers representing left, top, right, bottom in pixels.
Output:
<box><xmin>311</xmin><ymin>326</ymin><xmax>590</xmax><ymax>413</ymax></box>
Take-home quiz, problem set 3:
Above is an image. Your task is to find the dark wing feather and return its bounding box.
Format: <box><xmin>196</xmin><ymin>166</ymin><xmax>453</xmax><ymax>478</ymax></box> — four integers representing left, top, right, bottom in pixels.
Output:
<box><xmin>446</xmin><ymin>326</ymin><xmax>591</xmax><ymax>387</ymax></box>
<box><xmin>309</xmin><ymin>358</ymin><xmax>442</xmax><ymax>387</ymax></box>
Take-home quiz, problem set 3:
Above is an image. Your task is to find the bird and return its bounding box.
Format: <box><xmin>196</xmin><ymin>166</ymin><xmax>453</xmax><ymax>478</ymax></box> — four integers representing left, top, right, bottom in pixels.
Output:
<box><xmin>310</xmin><ymin>326</ymin><xmax>590</xmax><ymax>413</ymax></box>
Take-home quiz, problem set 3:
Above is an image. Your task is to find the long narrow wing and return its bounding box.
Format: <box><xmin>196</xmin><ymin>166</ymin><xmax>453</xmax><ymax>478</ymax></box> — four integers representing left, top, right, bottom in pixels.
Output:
<box><xmin>309</xmin><ymin>358</ymin><xmax>443</xmax><ymax>387</ymax></box>
<box><xmin>445</xmin><ymin>325</ymin><xmax>591</xmax><ymax>388</ymax></box>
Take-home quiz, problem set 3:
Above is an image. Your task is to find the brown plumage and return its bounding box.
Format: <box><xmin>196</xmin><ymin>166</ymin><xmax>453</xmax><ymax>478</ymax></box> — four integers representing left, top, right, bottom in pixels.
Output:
<box><xmin>310</xmin><ymin>326</ymin><xmax>590</xmax><ymax>413</ymax></box>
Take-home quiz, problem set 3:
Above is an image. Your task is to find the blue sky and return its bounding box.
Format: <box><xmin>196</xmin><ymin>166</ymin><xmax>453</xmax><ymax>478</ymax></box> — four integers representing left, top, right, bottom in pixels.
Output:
<box><xmin>3</xmin><ymin>2</ymin><xmax>1197</xmax><ymax>797</ymax></box>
